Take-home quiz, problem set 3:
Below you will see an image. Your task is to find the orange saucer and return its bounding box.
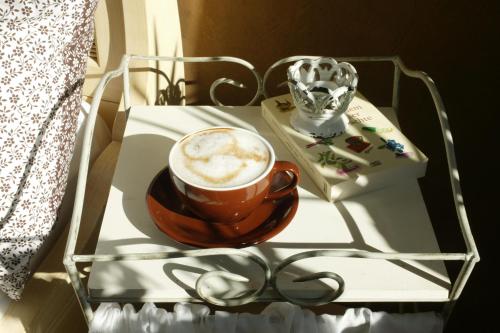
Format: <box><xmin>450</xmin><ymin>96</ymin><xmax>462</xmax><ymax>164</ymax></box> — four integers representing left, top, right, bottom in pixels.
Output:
<box><xmin>146</xmin><ymin>167</ymin><xmax>299</xmax><ymax>248</ymax></box>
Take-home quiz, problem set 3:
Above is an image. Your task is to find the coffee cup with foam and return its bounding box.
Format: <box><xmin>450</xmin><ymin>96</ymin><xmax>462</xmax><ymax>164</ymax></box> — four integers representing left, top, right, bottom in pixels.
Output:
<box><xmin>169</xmin><ymin>127</ymin><xmax>300</xmax><ymax>223</ymax></box>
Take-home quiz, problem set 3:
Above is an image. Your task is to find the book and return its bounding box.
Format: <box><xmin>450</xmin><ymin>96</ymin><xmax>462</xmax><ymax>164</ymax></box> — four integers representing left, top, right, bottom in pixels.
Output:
<box><xmin>261</xmin><ymin>93</ymin><xmax>428</xmax><ymax>201</ymax></box>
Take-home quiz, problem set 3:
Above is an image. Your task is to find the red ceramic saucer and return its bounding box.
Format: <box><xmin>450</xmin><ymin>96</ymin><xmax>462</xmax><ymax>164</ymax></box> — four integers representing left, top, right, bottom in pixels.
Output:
<box><xmin>146</xmin><ymin>167</ymin><xmax>299</xmax><ymax>248</ymax></box>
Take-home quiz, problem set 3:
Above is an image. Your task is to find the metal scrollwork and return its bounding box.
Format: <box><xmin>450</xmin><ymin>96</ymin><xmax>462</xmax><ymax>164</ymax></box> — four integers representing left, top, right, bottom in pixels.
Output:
<box><xmin>262</xmin><ymin>55</ymin><xmax>322</xmax><ymax>98</ymax></box>
<box><xmin>270</xmin><ymin>250</ymin><xmax>345</xmax><ymax>306</ymax></box>
<box><xmin>192</xmin><ymin>248</ymin><xmax>271</xmax><ymax>306</ymax></box>
<box><xmin>125</xmin><ymin>55</ymin><xmax>263</xmax><ymax>107</ymax></box>
<box><xmin>73</xmin><ymin>248</ymin><xmax>271</xmax><ymax>308</ymax></box>
<box><xmin>203</xmin><ymin>56</ymin><xmax>263</xmax><ymax>106</ymax></box>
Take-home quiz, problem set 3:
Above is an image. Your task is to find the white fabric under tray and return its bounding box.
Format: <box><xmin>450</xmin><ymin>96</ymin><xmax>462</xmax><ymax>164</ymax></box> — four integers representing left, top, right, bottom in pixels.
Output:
<box><xmin>89</xmin><ymin>302</ymin><xmax>443</xmax><ymax>333</ymax></box>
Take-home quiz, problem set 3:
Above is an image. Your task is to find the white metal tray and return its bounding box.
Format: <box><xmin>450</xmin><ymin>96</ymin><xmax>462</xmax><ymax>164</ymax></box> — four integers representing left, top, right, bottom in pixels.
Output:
<box><xmin>63</xmin><ymin>55</ymin><xmax>479</xmax><ymax>326</ymax></box>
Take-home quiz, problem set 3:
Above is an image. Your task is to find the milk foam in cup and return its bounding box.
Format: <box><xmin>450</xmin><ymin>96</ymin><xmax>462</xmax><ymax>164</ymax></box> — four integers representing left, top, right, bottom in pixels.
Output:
<box><xmin>170</xmin><ymin>128</ymin><xmax>271</xmax><ymax>189</ymax></box>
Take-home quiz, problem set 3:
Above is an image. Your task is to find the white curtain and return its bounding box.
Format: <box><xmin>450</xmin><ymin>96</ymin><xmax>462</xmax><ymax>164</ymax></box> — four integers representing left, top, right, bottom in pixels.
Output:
<box><xmin>89</xmin><ymin>302</ymin><xmax>443</xmax><ymax>333</ymax></box>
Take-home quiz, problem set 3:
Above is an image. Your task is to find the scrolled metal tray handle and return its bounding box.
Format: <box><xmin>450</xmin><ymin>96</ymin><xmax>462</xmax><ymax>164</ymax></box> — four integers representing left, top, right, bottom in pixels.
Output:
<box><xmin>73</xmin><ymin>248</ymin><xmax>272</xmax><ymax>307</ymax></box>
<box><xmin>125</xmin><ymin>55</ymin><xmax>263</xmax><ymax>107</ymax></box>
<box><xmin>271</xmin><ymin>250</ymin><xmax>345</xmax><ymax>306</ymax></box>
<box><xmin>262</xmin><ymin>55</ymin><xmax>323</xmax><ymax>98</ymax></box>
<box><xmin>192</xmin><ymin>248</ymin><xmax>271</xmax><ymax>306</ymax></box>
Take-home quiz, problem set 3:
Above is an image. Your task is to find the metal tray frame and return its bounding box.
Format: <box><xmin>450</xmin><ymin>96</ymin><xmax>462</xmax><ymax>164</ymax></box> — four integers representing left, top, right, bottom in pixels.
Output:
<box><xmin>63</xmin><ymin>54</ymin><xmax>479</xmax><ymax>326</ymax></box>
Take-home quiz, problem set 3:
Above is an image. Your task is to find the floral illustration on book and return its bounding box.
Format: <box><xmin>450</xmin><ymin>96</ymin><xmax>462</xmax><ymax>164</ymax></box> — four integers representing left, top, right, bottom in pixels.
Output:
<box><xmin>305</xmin><ymin>136</ymin><xmax>336</xmax><ymax>149</ymax></box>
<box><xmin>396</xmin><ymin>151</ymin><xmax>413</xmax><ymax>158</ymax></box>
<box><xmin>362</xmin><ymin>126</ymin><xmax>394</xmax><ymax>134</ymax></box>
<box><xmin>378</xmin><ymin>138</ymin><xmax>411</xmax><ymax>158</ymax></box>
<box><xmin>275</xmin><ymin>99</ymin><xmax>295</xmax><ymax>112</ymax></box>
<box><xmin>317</xmin><ymin>151</ymin><xmax>360</xmax><ymax>175</ymax></box>
<box><xmin>345</xmin><ymin>136</ymin><xmax>371</xmax><ymax>153</ymax></box>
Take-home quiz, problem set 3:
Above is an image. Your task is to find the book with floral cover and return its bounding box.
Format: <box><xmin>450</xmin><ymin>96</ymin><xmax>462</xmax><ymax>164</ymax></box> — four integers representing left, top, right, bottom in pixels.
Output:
<box><xmin>261</xmin><ymin>93</ymin><xmax>428</xmax><ymax>201</ymax></box>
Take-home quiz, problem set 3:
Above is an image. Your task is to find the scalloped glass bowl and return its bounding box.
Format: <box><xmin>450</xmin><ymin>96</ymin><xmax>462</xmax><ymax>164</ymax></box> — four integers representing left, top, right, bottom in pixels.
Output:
<box><xmin>287</xmin><ymin>57</ymin><xmax>358</xmax><ymax>138</ymax></box>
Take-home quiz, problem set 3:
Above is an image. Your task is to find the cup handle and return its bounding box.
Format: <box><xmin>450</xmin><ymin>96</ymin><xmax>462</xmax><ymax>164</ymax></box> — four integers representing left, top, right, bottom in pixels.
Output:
<box><xmin>266</xmin><ymin>161</ymin><xmax>300</xmax><ymax>200</ymax></box>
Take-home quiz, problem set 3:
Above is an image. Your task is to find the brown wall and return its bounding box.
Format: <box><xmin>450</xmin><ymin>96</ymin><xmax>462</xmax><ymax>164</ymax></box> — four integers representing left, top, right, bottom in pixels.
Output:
<box><xmin>178</xmin><ymin>1</ymin><xmax>498</xmax><ymax>330</ymax></box>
